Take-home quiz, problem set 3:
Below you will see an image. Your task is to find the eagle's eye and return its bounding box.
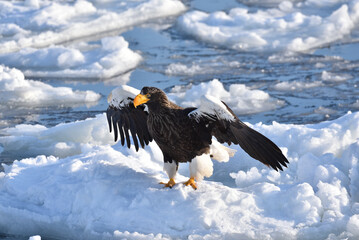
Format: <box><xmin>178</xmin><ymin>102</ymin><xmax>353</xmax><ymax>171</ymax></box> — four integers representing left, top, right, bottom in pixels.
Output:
<box><xmin>146</xmin><ymin>93</ymin><xmax>151</xmax><ymax>98</ymax></box>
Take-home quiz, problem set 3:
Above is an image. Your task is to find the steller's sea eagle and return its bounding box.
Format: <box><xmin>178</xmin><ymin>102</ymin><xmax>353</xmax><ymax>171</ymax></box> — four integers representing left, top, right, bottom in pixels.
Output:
<box><xmin>106</xmin><ymin>85</ymin><xmax>289</xmax><ymax>189</ymax></box>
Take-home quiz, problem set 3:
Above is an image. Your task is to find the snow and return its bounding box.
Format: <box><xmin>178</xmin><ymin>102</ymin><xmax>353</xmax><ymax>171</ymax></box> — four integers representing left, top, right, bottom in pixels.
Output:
<box><xmin>0</xmin><ymin>36</ymin><xmax>142</xmax><ymax>79</ymax></box>
<box><xmin>321</xmin><ymin>70</ymin><xmax>353</xmax><ymax>82</ymax></box>
<box><xmin>0</xmin><ymin>0</ymin><xmax>359</xmax><ymax>239</ymax></box>
<box><xmin>0</xmin><ymin>0</ymin><xmax>186</xmax><ymax>79</ymax></box>
<box><xmin>0</xmin><ymin>110</ymin><xmax>359</xmax><ymax>239</ymax></box>
<box><xmin>0</xmin><ymin>65</ymin><xmax>100</xmax><ymax>107</ymax></box>
<box><xmin>165</xmin><ymin>63</ymin><xmax>203</xmax><ymax>76</ymax></box>
<box><xmin>0</xmin><ymin>0</ymin><xmax>186</xmax><ymax>53</ymax></box>
<box><xmin>169</xmin><ymin>79</ymin><xmax>284</xmax><ymax>115</ymax></box>
<box><xmin>272</xmin><ymin>80</ymin><xmax>323</xmax><ymax>91</ymax></box>
<box><xmin>178</xmin><ymin>0</ymin><xmax>359</xmax><ymax>52</ymax></box>
<box><xmin>28</xmin><ymin>236</ymin><xmax>41</xmax><ymax>240</ymax></box>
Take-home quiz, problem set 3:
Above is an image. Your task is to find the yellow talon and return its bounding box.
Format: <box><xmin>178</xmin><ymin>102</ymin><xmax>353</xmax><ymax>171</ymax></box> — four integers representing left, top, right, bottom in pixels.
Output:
<box><xmin>184</xmin><ymin>177</ymin><xmax>197</xmax><ymax>190</ymax></box>
<box><xmin>159</xmin><ymin>178</ymin><xmax>176</xmax><ymax>188</ymax></box>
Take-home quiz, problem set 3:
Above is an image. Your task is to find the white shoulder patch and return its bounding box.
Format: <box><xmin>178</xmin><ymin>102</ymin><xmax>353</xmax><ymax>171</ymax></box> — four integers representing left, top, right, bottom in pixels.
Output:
<box><xmin>108</xmin><ymin>85</ymin><xmax>140</xmax><ymax>107</ymax></box>
<box><xmin>188</xmin><ymin>94</ymin><xmax>235</xmax><ymax>122</ymax></box>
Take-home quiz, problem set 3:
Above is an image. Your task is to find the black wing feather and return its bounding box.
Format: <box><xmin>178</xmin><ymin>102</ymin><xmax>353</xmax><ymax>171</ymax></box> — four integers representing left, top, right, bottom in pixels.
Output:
<box><xmin>188</xmin><ymin>101</ymin><xmax>289</xmax><ymax>171</ymax></box>
<box><xmin>106</xmin><ymin>99</ymin><xmax>152</xmax><ymax>151</ymax></box>
<box><xmin>226</xmin><ymin>121</ymin><xmax>288</xmax><ymax>171</ymax></box>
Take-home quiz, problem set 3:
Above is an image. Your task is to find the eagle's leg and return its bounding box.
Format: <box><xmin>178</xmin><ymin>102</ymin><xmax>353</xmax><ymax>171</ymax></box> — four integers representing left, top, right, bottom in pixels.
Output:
<box><xmin>184</xmin><ymin>154</ymin><xmax>213</xmax><ymax>190</ymax></box>
<box><xmin>184</xmin><ymin>177</ymin><xmax>197</xmax><ymax>190</ymax></box>
<box><xmin>160</xmin><ymin>160</ymin><xmax>178</xmax><ymax>188</ymax></box>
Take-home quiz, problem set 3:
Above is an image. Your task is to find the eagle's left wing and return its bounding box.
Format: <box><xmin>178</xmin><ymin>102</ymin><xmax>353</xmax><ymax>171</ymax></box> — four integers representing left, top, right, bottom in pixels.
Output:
<box><xmin>106</xmin><ymin>85</ymin><xmax>152</xmax><ymax>151</ymax></box>
<box><xmin>188</xmin><ymin>95</ymin><xmax>289</xmax><ymax>171</ymax></box>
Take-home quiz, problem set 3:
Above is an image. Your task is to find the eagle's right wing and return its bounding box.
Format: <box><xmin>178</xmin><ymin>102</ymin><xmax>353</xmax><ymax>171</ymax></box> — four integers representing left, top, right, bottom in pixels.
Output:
<box><xmin>106</xmin><ymin>85</ymin><xmax>153</xmax><ymax>151</ymax></box>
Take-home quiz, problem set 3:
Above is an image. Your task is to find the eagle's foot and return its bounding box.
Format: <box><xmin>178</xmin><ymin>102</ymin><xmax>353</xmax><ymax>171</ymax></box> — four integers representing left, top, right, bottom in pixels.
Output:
<box><xmin>184</xmin><ymin>177</ymin><xmax>197</xmax><ymax>190</ymax></box>
<box><xmin>159</xmin><ymin>178</ymin><xmax>176</xmax><ymax>188</ymax></box>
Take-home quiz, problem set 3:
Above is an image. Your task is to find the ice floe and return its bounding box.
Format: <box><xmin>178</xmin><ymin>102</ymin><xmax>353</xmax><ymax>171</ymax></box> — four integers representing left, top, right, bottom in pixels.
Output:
<box><xmin>0</xmin><ymin>0</ymin><xmax>186</xmax><ymax>53</ymax></box>
<box><xmin>178</xmin><ymin>0</ymin><xmax>359</xmax><ymax>52</ymax></box>
<box><xmin>0</xmin><ymin>0</ymin><xmax>186</xmax><ymax>79</ymax></box>
<box><xmin>272</xmin><ymin>80</ymin><xmax>324</xmax><ymax>91</ymax></box>
<box><xmin>0</xmin><ymin>36</ymin><xmax>142</xmax><ymax>79</ymax></box>
<box><xmin>0</xmin><ymin>111</ymin><xmax>358</xmax><ymax>239</ymax></box>
<box><xmin>0</xmin><ymin>65</ymin><xmax>100</xmax><ymax>107</ymax></box>
<box><xmin>321</xmin><ymin>70</ymin><xmax>353</xmax><ymax>82</ymax></box>
<box><xmin>169</xmin><ymin>79</ymin><xmax>284</xmax><ymax>115</ymax></box>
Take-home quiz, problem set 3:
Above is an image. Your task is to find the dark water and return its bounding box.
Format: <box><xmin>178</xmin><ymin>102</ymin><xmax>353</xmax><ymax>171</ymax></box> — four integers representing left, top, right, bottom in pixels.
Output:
<box><xmin>3</xmin><ymin>28</ymin><xmax>358</xmax><ymax>129</ymax></box>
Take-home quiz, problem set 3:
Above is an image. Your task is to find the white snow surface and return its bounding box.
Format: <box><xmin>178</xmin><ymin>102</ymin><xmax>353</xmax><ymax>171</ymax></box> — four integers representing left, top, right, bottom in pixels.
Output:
<box><xmin>169</xmin><ymin>79</ymin><xmax>284</xmax><ymax>115</ymax></box>
<box><xmin>0</xmin><ymin>65</ymin><xmax>100</xmax><ymax>107</ymax></box>
<box><xmin>0</xmin><ymin>0</ymin><xmax>186</xmax><ymax>79</ymax></box>
<box><xmin>0</xmin><ymin>110</ymin><xmax>359</xmax><ymax>239</ymax></box>
<box><xmin>0</xmin><ymin>36</ymin><xmax>142</xmax><ymax>79</ymax></box>
<box><xmin>178</xmin><ymin>0</ymin><xmax>359</xmax><ymax>52</ymax></box>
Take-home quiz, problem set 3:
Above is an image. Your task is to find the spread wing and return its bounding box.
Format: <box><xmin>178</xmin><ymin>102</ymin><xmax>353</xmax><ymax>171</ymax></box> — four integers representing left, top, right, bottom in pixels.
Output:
<box><xmin>188</xmin><ymin>95</ymin><xmax>289</xmax><ymax>171</ymax></box>
<box><xmin>106</xmin><ymin>86</ymin><xmax>152</xmax><ymax>151</ymax></box>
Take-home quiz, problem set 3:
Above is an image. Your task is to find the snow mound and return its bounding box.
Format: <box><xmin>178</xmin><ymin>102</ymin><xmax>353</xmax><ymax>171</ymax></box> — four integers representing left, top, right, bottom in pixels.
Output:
<box><xmin>0</xmin><ymin>65</ymin><xmax>100</xmax><ymax>107</ymax></box>
<box><xmin>169</xmin><ymin>79</ymin><xmax>284</xmax><ymax>115</ymax></box>
<box><xmin>0</xmin><ymin>36</ymin><xmax>142</xmax><ymax>79</ymax></box>
<box><xmin>0</xmin><ymin>0</ymin><xmax>186</xmax><ymax>54</ymax></box>
<box><xmin>178</xmin><ymin>0</ymin><xmax>359</xmax><ymax>52</ymax></box>
<box><xmin>0</xmin><ymin>111</ymin><xmax>358</xmax><ymax>239</ymax></box>
<box><xmin>0</xmin><ymin>0</ymin><xmax>186</xmax><ymax>79</ymax></box>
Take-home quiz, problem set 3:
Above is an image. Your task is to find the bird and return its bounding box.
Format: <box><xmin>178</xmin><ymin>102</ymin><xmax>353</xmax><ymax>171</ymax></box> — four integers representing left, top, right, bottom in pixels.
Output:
<box><xmin>106</xmin><ymin>85</ymin><xmax>289</xmax><ymax>189</ymax></box>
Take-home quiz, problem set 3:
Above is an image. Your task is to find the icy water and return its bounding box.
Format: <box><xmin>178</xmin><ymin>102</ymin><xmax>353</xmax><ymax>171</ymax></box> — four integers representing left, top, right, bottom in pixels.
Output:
<box><xmin>1</xmin><ymin>0</ymin><xmax>358</xmax><ymax>131</ymax></box>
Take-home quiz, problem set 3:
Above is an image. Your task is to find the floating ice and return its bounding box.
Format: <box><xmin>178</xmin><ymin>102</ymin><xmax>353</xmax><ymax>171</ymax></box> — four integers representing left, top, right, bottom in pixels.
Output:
<box><xmin>165</xmin><ymin>63</ymin><xmax>203</xmax><ymax>76</ymax></box>
<box><xmin>272</xmin><ymin>80</ymin><xmax>323</xmax><ymax>91</ymax></box>
<box><xmin>0</xmin><ymin>0</ymin><xmax>186</xmax><ymax>79</ymax></box>
<box><xmin>178</xmin><ymin>0</ymin><xmax>359</xmax><ymax>52</ymax></box>
<box><xmin>0</xmin><ymin>65</ymin><xmax>100</xmax><ymax>107</ymax></box>
<box><xmin>321</xmin><ymin>70</ymin><xmax>353</xmax><ymax>82</ymax></box>
<box><xmin>169</xmin><ymin>79</ymin><xmax>284</xmax><ymax>115</ymax></box>
<box><xmin>0</xmin><ymin>0</ymin><xmax>186</xmax><ymax>54</ymax></box>
<box><xmin>0</xmin><ymin>36</ymin><xmax>142</xmax><ymax>79</ymax></box>
<box><xmin>0</xmin><ymin>110</ymin><xmax>358</xmax><ymax>239</ymax></box>
<box><xmin>28</xmin><ymin>236</ymin><xmax>41</xmax><ymax>240</ymax></box>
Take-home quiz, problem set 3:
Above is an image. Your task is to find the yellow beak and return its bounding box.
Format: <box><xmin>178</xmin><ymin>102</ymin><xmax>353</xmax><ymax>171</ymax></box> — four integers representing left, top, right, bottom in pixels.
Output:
<box><xmin>133</xmin><ymin>94</ymin><xmax>149</xmax><ymax>108</ymax></box>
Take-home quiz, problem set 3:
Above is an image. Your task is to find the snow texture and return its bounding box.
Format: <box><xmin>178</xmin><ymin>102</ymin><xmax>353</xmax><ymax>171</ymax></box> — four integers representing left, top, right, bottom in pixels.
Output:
<box><xmin>0</xmin><ymin>65</ymin><xmax>100</xmax><ymax>107</ymax></box>
<box><xmin>0</xmin><ymin>0</ymin><xmax>186</xmax><ymax>79</ymax></box>
<box><xmin>0</xmin><ymin>111</ymin><xmax>358</xmax><ymax>239</ymax></box>
<box><xmin>0</xmin><ymin>36</ymin><xmax>142</xmax><ymax>79</ymax></box>
<box><xmin>178</xmin><ymin>0</ymin><xmax>359</xmax><ymax>52</ymax></box>
<box><xmin>169</xmin><ymin>79</ymin><xmax>284</xmax><ymax>115</ymax></box>
<box><xmin>0</xmin><ymin>0</ymin><xmax>359</xmax><ymax>239</ymax></box>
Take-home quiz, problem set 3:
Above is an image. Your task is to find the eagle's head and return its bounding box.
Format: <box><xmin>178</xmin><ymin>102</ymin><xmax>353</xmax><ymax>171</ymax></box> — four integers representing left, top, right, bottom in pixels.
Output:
<box><xmin>133</xmin><ymin>87</ymin><xmax>168</xmax><ymax>108</ymax></box>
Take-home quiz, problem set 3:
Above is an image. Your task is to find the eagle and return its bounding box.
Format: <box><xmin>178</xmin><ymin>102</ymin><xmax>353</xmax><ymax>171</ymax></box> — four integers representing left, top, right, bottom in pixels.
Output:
<box><xmin>106</xmin><ymin>85</ymin><xmax>288</xmax><ymax>189</ymax></box>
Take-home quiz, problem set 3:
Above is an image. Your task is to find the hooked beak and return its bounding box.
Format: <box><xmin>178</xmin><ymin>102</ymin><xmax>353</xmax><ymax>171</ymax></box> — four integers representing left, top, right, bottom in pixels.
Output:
<box><xmin>133</xmin><ymin>94</ymin><xmax>149</xmax><ymax>108</ymax></box>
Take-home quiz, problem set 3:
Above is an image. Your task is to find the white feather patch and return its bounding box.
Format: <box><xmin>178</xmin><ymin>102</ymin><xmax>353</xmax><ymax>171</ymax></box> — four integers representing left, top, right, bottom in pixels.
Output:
<box><xmin>163</xmin><ymin>161</ymin><xmax>177</xmax><ymax>179</ymax></box>
<box><xmin>210</xmin><ymin>139</ymin><xmax>236</xmax><ymax>163</ymax></box>
<box><xmin>189</xmin><ymin>154</ymin><xmax>213</xmax><ymax>181</ymax></box>
<box><xmin>108</xmin><ymin>85</ymin><xmax>140</xmax><ymax>107</ymax></box>
<box><xmin>188</xmin><ymin>94</ymin><xmax>235</xmax><ymax>122</ymax></box>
